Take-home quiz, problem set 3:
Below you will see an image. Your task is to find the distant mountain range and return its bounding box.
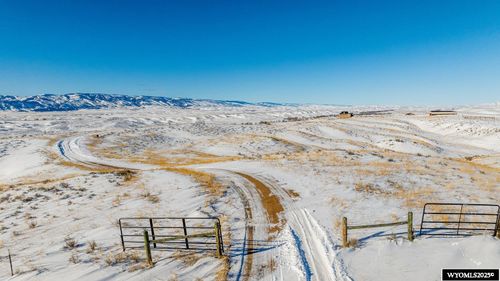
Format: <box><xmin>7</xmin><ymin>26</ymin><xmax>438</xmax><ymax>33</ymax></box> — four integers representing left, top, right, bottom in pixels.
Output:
<box><xmin>0</xmin><ymin>93</ymin><xmax>287</xmax><ymax>112</ymax></box>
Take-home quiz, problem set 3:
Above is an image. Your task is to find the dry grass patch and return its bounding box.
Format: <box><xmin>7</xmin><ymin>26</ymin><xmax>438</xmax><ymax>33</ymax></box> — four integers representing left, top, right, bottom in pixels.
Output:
<box><xmin>127</xmin><ymin>263</ymin><xmax>149</xmax><ymax>272</ymax></box>
<box><xmin>86</xmin><ymin>135</ymin><xmax>125</xmax><ymax>160</ymax></box>
<box><xmin>69</xmin><ymin>253</ymin><xmax>80</xmax><ymax>264</ymax></box>
<box><xmin>115</xmin><ymin>169</ymin><xmax>138</xmax><ymax>182</ymax></box>
<box><xmin>216</xmin><ymin>256</ymin><xmax>230</xmax><ymax>281</ymax></box>
<box><xmin>264</xmin><ymin>149</ymin><xmax>362</xmax><ymax>167</ymax></box>
<box><xmin>346</xmin><ymin>238</ymin><xmax>358</xmax><ymax>248</ymax></box>
<box><xmin>285</xmin><ymin>189</ymin><xmax>300</xmax><ymax>199</ymax></box>
<box><xmin>394</xmin><ymin>186</ymin><xmax>436</xmax><ymax>209</ymax></box>
<box><xmin>171</xmin><ymin>251</ymin><xmax>201</xmax><ymax>266</ymax></box>
<box><xmin>329</xmin><ymin>197</ymin><xmax>348</xmax><ymax>211</ymax></box>
<box><xmin>4</xmin><ymin>173</ymin><xmax>85</xmax><ymax>189</ymax></box>
<box><xmin>86</xmin><ymin>240</ymin><xmax>97</xmax><ymax>253</ymax></box>
<box><xmin>58</xmin><ymin>160</ymin><xmax>116</xmax><ymax>173</ymax></box>
<box><xmin>132</xmin><ymin>149</ymin><xmax>240</xmax><ymax>168</ymax></box>
<box><xmin>166</xmin><ymin>168</ymin><xmax>225</xmax><ymax>196</ymax></box>
<box><xmin>354</xmin><ymin>182</ymin><xmax>391</xmax><ymax>195</ymax></box>
<box><xmin>46</xmin><ymin>136</ymin><xmax>61</xmax><ymax>147</ymax></box>
<box><xmin>141</xmin><ymin>191</ymin><xmax>160</xmax><ymax>203</ymax></box>
<box><xmin>355</xmin><ymin>168</ymin><xmax>389</xmax><ymax>177</ymax></box>
<box><xmin>64</xmin><ymin>236</ymin><xmax>78</xmax><ymax>249</ymax></box>
<box><xmin>236</xmin><ymin>172</ymin><xmax>284</xmax><ymax>236</ymax></box>
<box><xmin>105</xmin><ymin>251</ymin><xmax>142</xmax><ymax>266</ymax></box>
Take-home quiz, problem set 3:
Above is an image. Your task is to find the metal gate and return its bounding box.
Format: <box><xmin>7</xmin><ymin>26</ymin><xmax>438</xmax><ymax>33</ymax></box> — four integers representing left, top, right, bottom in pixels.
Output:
<box><xmin>419</xmin><ymin>203</ymin><xmax>500</xmax><ymax>237</ymax></box>
<box><xmin>118</xmin><ymin>217</ymin><xmax>223</xmax><ymax>253</ymax></box>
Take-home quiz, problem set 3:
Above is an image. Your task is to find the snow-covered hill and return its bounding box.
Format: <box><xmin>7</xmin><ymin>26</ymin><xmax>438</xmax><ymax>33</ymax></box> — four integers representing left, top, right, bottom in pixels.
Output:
<box><xmin>0</xmin><ymin>93</ymin><xmax>286</xmax><ymax>112</ymax></box>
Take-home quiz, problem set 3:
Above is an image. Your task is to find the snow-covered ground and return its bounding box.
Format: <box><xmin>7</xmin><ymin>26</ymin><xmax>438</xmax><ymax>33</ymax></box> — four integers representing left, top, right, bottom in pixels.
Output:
<box><xmin>0</xmin><ymin>104</ymin><xmax>498</xmax><ymax>280</ymax></box>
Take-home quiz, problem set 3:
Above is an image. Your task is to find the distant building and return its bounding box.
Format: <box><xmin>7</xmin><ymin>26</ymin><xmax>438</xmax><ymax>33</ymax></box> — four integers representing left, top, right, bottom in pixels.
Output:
<box><xmin>429</xmin><ymin>110</ymin><xmax>457</xmax><ymax>116</ymax></box>
<box><xmin>338</xmin><ymin>111</ymin><xmax>353</xmax><ymax>119</ymax></box>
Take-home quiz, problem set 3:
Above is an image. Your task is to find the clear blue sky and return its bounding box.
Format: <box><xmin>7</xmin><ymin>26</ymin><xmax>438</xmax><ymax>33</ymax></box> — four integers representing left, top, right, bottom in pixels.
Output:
<box><xmin>1</xmin><ymin>0</ymin><xmax>499</xmax><ymax>105</ymax></box>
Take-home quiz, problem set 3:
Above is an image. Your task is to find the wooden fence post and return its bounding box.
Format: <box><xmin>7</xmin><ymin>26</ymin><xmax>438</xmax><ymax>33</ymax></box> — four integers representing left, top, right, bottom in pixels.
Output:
<box><xmin>408</xmin><ymin>212</ymin><xmax>413</xmax><ymax>241</ymax></box>
<box><xmin>342</xmin><ymin>217</ymin><xmax>348</xmax><ymax>247</ymax></box>
<box><xmin>8</xmin><ymin>249</ymin><xmax>13</xmax><ymax>276</ymax></box>
<box><xmin>143</xmin><ymin>230</ymin><xmax>153</xmax><ymax>267</ymax></box>
<box><xmin>214</xmin><ymin>221</ymin><xmax>223</xmax><ymax>258</ymax></box>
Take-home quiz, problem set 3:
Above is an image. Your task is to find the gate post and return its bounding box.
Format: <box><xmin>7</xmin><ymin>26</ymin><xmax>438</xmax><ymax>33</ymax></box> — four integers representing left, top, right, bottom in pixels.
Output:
<box><xmin>214</xmin><ymin>221</ymin><xmax>223</xmax><ymax>258</ymax></box>
<box><xmin>342</xmin><ymin>217</ymin><xmax>348</xmax><ymax>247</ymax></box>
<box><xmin>143</xmin><ymin>230</ymin><xmax>153</xmax><ymax>267</ymax></box>
<box><xmin>182</xmin><ymin>218</ymin><xmax>189</xmax><ymax>249</ymax></box>
<box><xmin>496</xmin><ymin>213</ymin><xmax>500</xmax><ymax>238</ymax></box>
<box><xmin>119</xmin><ymin>219</ymin><xmax>125</xmax><ymax>252</ymax></box>
<box><xmin>457</xmin><ymin>204</ymin><xmax>464</xmax><ymax>235</ymax></box>
<box><xmin>149</xmin><ymin>218</ymin><xmax>156</xmax><ymax>248</ymax></box>
<box><xmin>408</xmin><ymin>212</ymin><xmax>413</xmax><ymax>241</ymax></box>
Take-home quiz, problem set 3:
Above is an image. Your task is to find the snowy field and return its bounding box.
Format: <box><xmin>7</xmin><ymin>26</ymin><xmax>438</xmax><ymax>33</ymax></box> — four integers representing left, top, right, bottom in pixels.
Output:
<box><xmin>0</xmin><ymin>104</ymin><xmax>499</xmax><ymax>280</ymax></box>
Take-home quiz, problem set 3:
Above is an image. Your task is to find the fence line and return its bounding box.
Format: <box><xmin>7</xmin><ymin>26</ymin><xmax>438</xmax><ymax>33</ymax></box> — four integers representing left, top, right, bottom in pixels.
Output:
<box><xmin>419</xmin><ymin>203</ymin><xmax>500</xmax><ymax>237</ymax></box>
<box><xmin>119</xmin><ymin>217</ymin><xmax>223</xmax><ymax>252</ymax></box>
<box><xmin>342</xmin><ymin>212</ymin><xmax>413</xmax><ymax>247</ymax></box>
<box><xmin>142</xmin><ymin>221</ymin><xmax>223</xmax><ymax>266</ymax></box>
<box><xmin>119</xmin><ymin>217</ymin><xmax>224</xmax><ymax>267</ymax></box>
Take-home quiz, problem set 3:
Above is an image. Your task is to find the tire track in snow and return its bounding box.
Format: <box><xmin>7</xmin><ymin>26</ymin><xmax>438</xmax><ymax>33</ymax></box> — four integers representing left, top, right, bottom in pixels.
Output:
<box><xmin>231</xmin><ymin>177</ymin><xmax>255</xmax><ymax>281</ymax></box>
<box><xmin>57</xmin><ymin>136</ymin><xmax>155</xmax><ymax>170</ymax></box>
<box><xmin>213</xmin><ymin>170</ymin><xmax>352</xmax><ymax>281</ymax></box>
<box><xmin>254</xmin><ymin>175</ymin><xmax>353</xmax><ymax>281</ymax></box>
<box><xmin>57</xmin><ymin>135</ymin><xmax>351</xmax><ymax>280</ymax></box>
<box><xmin>290</xmin><ymin>227</ymin><xmax>313</xmax><ymax>281</ymax></box>
<box><xmin>207</xmin><ymin>170</ymin><xmax>277</xmax><ymax>281</ymax></box>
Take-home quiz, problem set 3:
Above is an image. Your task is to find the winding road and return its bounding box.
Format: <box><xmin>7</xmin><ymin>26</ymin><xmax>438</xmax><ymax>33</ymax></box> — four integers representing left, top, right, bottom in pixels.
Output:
<box><xmin>55</xmin><ymin>135</ymin><xmax>352</xmax><ymax>281</ymax></box>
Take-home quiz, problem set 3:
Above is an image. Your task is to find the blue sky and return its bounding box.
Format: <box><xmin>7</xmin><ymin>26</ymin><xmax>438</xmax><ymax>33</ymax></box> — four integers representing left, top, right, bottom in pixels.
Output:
<box><xmin>0</xmin><ymin>0</ymin><xmax>499</xmax><ymax>105</ymax></box>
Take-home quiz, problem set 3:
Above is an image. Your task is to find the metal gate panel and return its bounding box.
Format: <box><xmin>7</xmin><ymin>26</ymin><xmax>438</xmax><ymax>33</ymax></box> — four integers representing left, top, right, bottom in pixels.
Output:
<box><xmin>419</xmin><ymin>203</ymin><xmax>500</xmax><ymax>237</ymax></box>
<box><xmin>118</xmin><ymin>217</ymin><xmax>223</xmax><ymax>253</ymax></box>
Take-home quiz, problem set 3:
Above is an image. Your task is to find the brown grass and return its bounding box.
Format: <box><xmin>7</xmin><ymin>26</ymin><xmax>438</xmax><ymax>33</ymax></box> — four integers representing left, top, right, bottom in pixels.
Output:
<box><xmin>58</xmin><ymin>160</ymin><xmax>116</xmax><ymax>173</ymax></box>
<box><xmin>267</xmin><ymin>258</ymin><xmax>277</xmax><ymax>272</ymax></box>
<box><xmin>127</xmin><ymin>263</ymin><xmax>149</xmax><ymax>272</ymax></box>
<box><xmin>235</xmin><ymin>172</ymin><xmax>284</xmax><ymax>236</ymax></box>
<box><xmin>394</xmin><ymin>186</ymin><xmax>436</xmax><ymax>209</ymax></box>
<box><xmin>86</xmin><ymin>240</ymin><xmax>97</xmax><ymax>253</ymax></box>
<box><xmin>115</xmin><ymin>169</ymin><xmax>139</xmax><ymax>183</ymax></box>
<box><xmin>64</xmin><ymin>236</ymin><xmax>77</xmax><ymax>249</ymax></box>
<box><xmin>46</xmin><ymin>136</ymin><xmax>61</xmax><ymax>147</ymax></box>
<box><xmin>171</xmin><ymin>251</ymin><xmax>201</xmax><ymax>267</ymax></box>
<box><xmin>1</xmin><ymin>173</ymin><xmax>85</xmax><ymax>189</ymax></box>
<box><xmin>346</xmin><ymin>238</ymin><xmax>358</xmax><ymax>248</ymax></box>
<box><xmin>263</xmin><ymin>149</ymin><xmax>363</xmax><ymax>167</ymax></box>
<box><xmin>85</xmin><ymin>134</ymin><xmax>125</xmax><ymax>160</ymax></box>
<box><xmin>354</xmin><ymin>182</ymin><xmax>391</xmax><ymax>195</ymax></box>
<box><xmin>105</xmin><ymin>251</ymin><xmax>142</xmax><ymax>266</ymax></box>
<box><xmin>329</xmin><ymin>197</ymin><xmax>348</xmax><ymax>211</ymax></box>
<box><xmin>166</xmin><ymin>168</ymin><xmax>225</xmax><ymax>196</ymax></box>
<box><xmin>69</xmin><ymin>253</ymin><xmax>80</xmax><ymax>264</ymax></box>
<box><xmin>131</xmin><ymin>149</ymin><xmax>240</xmax><ymax>168</ymax></box>
<box><xmin>285</xmin><ymin>189</ymin><xmax>300</xmax><ymax>199</ymax></box>
<box><xmin>216</xmin><ymin>256</ymin><xmax>230</xmax><ymax>281</ymax></box>
<box><xmin>141</xmin><ymin>191</ymin><xmax>160</xmax><ymax>203</ymax></box>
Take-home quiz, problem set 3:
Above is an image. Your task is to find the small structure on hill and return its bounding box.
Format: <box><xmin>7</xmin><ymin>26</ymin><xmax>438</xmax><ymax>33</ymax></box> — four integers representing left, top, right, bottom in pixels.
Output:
<box><xmin>338</xmin><ymin>111</ymin><xmax>353</xmax><ymax>119</ymax></box>
<box><xmin>429</xmin><ymin>110</ymin><xmax>457</xmax><ymax>116</ymax></box>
